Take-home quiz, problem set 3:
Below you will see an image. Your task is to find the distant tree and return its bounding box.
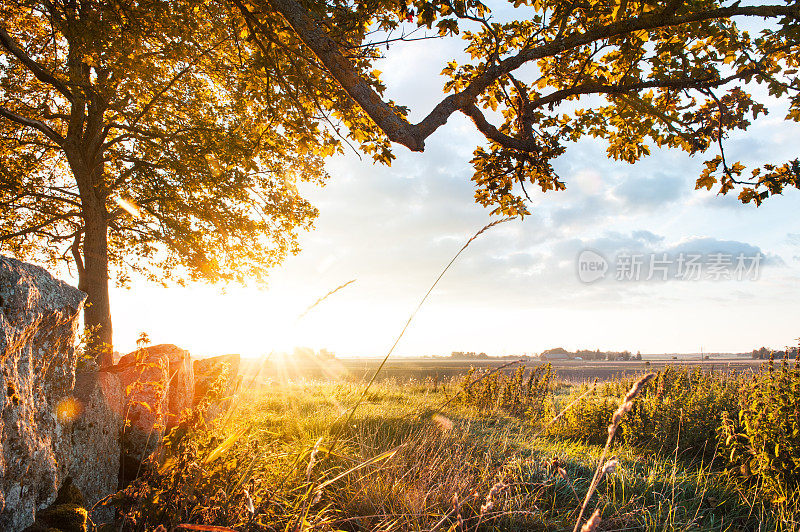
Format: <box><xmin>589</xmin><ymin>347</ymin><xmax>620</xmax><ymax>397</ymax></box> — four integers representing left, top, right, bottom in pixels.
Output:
<box><xmin>752</xmin><ymin>346</ymin><xmax>771</xmax><ymax>359</ymax></box>
<box><xmin>543</xmin><ymin>347</ymin><xmax>570</xmax><ymax>356</ymax></box>
<box><xmin>635</xmin><ymin>351</ymin><xmax>643</xmax><ymax>361</ymax></box>
<box><xmin>0</xmin><ymin>1</ymin><xmax>349</xmax><ymax>362</ymax></box>
<box><xmin>250</xmin><ymin>0</ymin><xmax>800</xmax><ymax>214</ymax></box>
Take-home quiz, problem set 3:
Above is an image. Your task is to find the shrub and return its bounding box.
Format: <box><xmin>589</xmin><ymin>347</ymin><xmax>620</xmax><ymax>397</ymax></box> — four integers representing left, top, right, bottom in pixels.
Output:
<box><xmin>621</xmin><ymin>366</ymin><xmax>739</xmax><ymax>458</ymax></box>
<box><xmin>549</xmin><ymin>367</ymin><xmax>740</xmax><ymax>458</ymax></box>
<box><xmin>718</xmin><ymin>353</ymin><xmax>800</xmax><ymax>498</ymax></box>
<box><xmin>547</xmin><ymin>386</ymin><xmax>618</xmax><ymax>445</ymax></box>
<box><xmin>460</xmin><ymin>364</ymin><xmax>554</xmax><ymax>421</ymax></box>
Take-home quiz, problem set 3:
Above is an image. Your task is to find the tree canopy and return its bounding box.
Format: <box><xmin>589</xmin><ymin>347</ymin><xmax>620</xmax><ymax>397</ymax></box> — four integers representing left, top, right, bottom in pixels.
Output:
<box><xmin>249</xmin><ymin>0</ymin><xmax>800</xmax><ymax>214</ymax></box>
<box><xmin>2</xmin><ymin>0</ymin><xmax>799</xmax><ymax>360</ymax></box>
<box><xmin>0</xmin><ymin>0</ymin><xmax>355</xmax><ymax>359</ymax></box>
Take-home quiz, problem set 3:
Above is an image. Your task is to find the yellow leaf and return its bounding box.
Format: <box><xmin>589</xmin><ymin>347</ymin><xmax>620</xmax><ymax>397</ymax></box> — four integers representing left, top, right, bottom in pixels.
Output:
<box><xmin>204</xmin><ymin>427</ymin><xmax>247</xmax><ymax>463</ymax></box>
<box><xmin>317</xmin><ymin>445</ymin><xmax>402</xmax><ymax>489</ymax></box>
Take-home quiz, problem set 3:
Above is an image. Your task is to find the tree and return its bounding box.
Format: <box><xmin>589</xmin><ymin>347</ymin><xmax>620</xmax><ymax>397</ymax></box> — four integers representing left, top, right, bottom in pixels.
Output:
<box><xmin>245</xmin><ymin>0</ymin><xmax>800</xmax><ymax>214</ymax></box>
<box><xmin>0</xmin><ymin>0</ymin><xmax>370</xmax><ymax>363</ymax></box>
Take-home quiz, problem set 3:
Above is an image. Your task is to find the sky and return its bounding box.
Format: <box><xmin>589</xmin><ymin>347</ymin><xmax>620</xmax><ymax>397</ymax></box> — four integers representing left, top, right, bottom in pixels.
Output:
<box><xmin>101</xmin><ymin>20</ymin><xmax>800</xmax><ymax>359</ymax></box>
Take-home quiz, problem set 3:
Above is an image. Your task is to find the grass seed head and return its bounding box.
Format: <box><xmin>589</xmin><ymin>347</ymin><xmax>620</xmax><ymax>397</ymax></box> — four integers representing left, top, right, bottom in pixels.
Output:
<box><xmin>580</xmin><ymin>509</ymin><xmax>602</xmax><ymax>532</ymax></box>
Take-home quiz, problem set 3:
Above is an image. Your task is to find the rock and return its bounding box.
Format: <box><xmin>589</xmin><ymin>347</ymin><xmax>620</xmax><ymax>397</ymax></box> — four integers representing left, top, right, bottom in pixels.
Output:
<box><xmin>66</xmin><ymin>371</ymin><xmax>122</xmax><ymax>524</ymax></box>
<box><xmin>0</xmin><ymin>256</ymin><xmax>86</xmax><ymax>531</ymax></box>
<box><xmin>113</xmin><ymin>348</ymin><xmax>169</xmax><ymax>486</ymax></box>
<box><xmin>117</xmin><ymin>343</ymin><xmax>194</xmax><ymax>423</ymax></box>
<box><xmin>140</xmin><ymin>344</ymin><xmax>193</xmax><ymax>427</ymax></box>
<box><xmin>193</xmin><ymin>354</ymin><xmax>241</xmax><ymax>418</ymax></box>
<box><xmin>22</xmin><ymin>477</ymin><xmax>87</xmax><ymax>532</ymax></box>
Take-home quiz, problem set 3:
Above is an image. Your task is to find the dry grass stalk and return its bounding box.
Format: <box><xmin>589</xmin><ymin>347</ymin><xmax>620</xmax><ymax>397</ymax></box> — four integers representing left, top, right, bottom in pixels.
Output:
<box><xmin>297</xmin><ymin>279</ymin><xmax>357</xmax><ymax>320</ymax></box>
<box><xmin>306</xmin><ymin>436</ymin><xmax>323</xmax><ymax>481</ymax></box>
<box><xmin>580</xmin><ymin>509</ymin><xmax>602</xmax><ymax>532</ymax></box>
<box><xmin>327</xmin><ymin>217</ymin><xmax>516</xmax><ymax>454</ymax></box>
<box><xmin>572</xmin><ymin>372</ymin><xmax>655</xmax><ymax>532</ymax></box>
<box><xmin>556</xmin><ymin>466</ymin><xmax>581</xmax><ymax>503</ymax></box>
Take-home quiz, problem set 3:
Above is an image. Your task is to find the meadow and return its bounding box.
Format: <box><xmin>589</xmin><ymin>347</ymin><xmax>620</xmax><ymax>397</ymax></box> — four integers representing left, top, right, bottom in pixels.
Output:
<box><xmin>112</xmin><ymin>355</ymin><xmax>799</xmax><ymax>532</ymax></box>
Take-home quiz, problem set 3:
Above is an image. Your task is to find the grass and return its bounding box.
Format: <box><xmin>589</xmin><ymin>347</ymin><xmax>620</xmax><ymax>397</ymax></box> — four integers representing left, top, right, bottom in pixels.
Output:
<box><xmin>112</xmin><ymin>374</ymin><xmax>797</xmax><ymax>531</ymax></box>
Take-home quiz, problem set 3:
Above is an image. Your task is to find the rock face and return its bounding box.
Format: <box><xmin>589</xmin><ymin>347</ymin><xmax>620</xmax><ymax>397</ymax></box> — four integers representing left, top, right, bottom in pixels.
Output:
<box><xmin>66</xmin><ymin>371</ymin><xmax>122</xmax><ymax>524</ymax></box>
<box><xmin>114</xmin><ymin>348</ymin><xmax>169</xmax><ymax>486</ymax></box>
<box><xmin>0</xmin><ymin>256</ymin><xmax>86</xmax><ymax>531</ymax></box>
<box><xmin>193</xmin><ymin>354</ymin><xmax>241</xmax><ymax>418</ymax></box>
<box><xmin>145</xmin><ymin>344</ymin><xmax>194</xmax><ymax>427</ymax></box>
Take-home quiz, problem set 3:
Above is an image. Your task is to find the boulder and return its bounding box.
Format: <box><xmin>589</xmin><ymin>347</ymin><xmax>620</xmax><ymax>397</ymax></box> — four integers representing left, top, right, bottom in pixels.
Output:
<box><xmin>113</xmin><ymin>348</ymin><xmax>169</xmax><ymax>486</ymax></box>
<box><xmin>66</xmin><ymin>371</ymin><xmax>122</xmax><ymax>524</ymax></box>
<box><xmin>22</xmin><ymin>477</ymin><xmax>87</xmax><ymax>532</ymax></box>
<box><xmin>193</xmin><ymin>354</ymin><xmax>241</xmax><ymax>418</ymax></box>
<box><xmin>147</xmin><ymin>344</ymin><xmax>193</xmax><ymax>426</ymax></box>
<box><xmin>116</xmin><ymin>343</ymin><xmax>193</xmax><ymax>424</ymax></box>
<box><xmin>0</xmin><ymin>256</ymin><xmax>86</xmax><ymax>531</ymax></box>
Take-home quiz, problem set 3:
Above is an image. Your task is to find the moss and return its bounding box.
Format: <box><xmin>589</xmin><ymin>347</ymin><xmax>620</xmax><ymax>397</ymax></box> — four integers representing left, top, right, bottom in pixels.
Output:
<box><xmin>53</xmin><ymin>477</ymin><xmax>85</xmax><ymax>507</ymax></box>
<box><xmin>23</xmin><ymin>478</ymin><xmax>88</xmax><ymax>532</ymax></box>
<box><xmin>35</xmin><ymin>504</ymin><xmax>88</xmax><ymax>532</ymax></box>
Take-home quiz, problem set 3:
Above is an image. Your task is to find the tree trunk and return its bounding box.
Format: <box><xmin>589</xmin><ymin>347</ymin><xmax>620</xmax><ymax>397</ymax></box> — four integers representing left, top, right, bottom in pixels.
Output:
<box><xmin>79</xmin><ymin>210</ymin><xmax>113</xmax><ymax>367</ymax></box>
<box><xmin>67</xmin><ymin>141</ymin><xmax>114</xmax><ymax>367</ymax></box>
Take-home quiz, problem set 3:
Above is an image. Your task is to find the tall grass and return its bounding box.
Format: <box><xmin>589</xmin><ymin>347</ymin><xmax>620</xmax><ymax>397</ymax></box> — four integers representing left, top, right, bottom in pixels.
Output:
<box><xmin>111</xmin><ymin>375</ymin><xmax>794</xmax><ymax>531</ymax></box>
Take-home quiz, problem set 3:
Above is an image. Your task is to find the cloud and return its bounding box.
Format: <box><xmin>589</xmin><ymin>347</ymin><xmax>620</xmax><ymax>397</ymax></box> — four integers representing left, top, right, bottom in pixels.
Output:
<box><xmin>611</xmin><ymin>173</ymin><xmax>687</xmax><ymax>209</ymax></box>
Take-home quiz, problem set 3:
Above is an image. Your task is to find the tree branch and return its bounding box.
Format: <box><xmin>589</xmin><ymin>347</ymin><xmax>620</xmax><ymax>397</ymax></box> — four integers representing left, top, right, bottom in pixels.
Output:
<box><xmin>526</xmin><ymin>69</ymin><xmax>757</xmax><ymax>110</ymax></box>
<box><xmin>0</xmin><ymin>213</ymin><xmax>74</xmax><ymax>242</ymax></box>
<box><xmin>0</xmin><ymin>106</ymin><xmax>65</xmax><ymax>145</ymax></box>
<box><xmin>262</xmin><ymin>0</ymin><xmax>427</xmax><ymax>151</ymax></box>
<box><xmin>264</xmin><ymin>0</ymin><xmax>799</xmax><ymax>153</ymax></box>
<box><xmin>71</xmin><ymin>230</ymin><xmax>85</xmax><ymax>280</ymax></box>
<box><xmin>0</xmin><ymin>24</ymin><xmax>73</xmax><ymax>102</ymax></box>
<box><xmin>461</xmin><ymin>105</ymin><xmax>538</xmax><ymax>151</ymax></box>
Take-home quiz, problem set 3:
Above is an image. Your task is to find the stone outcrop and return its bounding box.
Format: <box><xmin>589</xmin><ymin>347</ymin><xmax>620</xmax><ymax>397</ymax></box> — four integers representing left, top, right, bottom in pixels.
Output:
<box><xmin>66</xmin><ymin>371</ymin><xmax>122</xmax><ymax>524</ymax></box>
<box><xmin>143</xmin><ymin>344</ymin><xmax>194</xmax><ymax>427</ymax></box>
<box><xmin>0</xmin><ymin>256</ymin><xmax>86</xmax><ymax>531</ymax></box>
<box><xmin>113</xmin><ymin>348</ymin><xmax>169</xmax><ymax>486</ymax></box>
<box><xmin>22</xmin><ymin>477</ymin><xmax>87</xmax><ymax>532</ymax></box>
<box><xmin>0</xmin><ymin>255</ymin><xmax>244</xmax><ymax>528</ymax></box>
<box><xmin>193</xmin><ymin>354</ymin><xmax>241</xmax><ymax>418</ymax></box>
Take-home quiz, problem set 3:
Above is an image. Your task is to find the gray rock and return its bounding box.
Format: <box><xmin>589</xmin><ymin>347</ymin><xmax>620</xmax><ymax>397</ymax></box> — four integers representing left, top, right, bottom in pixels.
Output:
<box><xmin>132</xmin><ymin>344</ymin><xmax>194</xmax><ymax>428</ymax></box>
<box><xmin>66</xmin><ymin>371</ymin><xmax>122</xmax><ymax>524</ymax></box>
<box><xmin>0</xmin><ymin>256</ymin><xmax>86</xmax><ymax>531</ymax></box>
<box><xmin>114</xmin><ymin>348</ymin><xmax>169</xmax><ymax>483</ymax></box>
<box><xmin>193</xmin><ymin>354</ymin><xmax>241</xmax><ymax>419</ymax></box>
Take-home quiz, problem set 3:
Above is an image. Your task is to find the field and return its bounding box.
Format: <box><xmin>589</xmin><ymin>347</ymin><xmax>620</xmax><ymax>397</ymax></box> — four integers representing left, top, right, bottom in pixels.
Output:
<box><xmin>250</xmin><ymin>356</ymin><xmax>765</xmax><ymax>382</ymax></box>
<box><xmin>116</xmin><ymin>356</ymin><xmax>799</xmax><ymax>532</ymax></box>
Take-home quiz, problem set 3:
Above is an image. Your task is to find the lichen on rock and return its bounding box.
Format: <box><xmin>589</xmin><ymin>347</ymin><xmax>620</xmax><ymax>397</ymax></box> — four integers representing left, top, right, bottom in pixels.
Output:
<box><xmin>0</xmin><ymin>256</ymin><xmax>86</xmax><ymax>531</ymax></box>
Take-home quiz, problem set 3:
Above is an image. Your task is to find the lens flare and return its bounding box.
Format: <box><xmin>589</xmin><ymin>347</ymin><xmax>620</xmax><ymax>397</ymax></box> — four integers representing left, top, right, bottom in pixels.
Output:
<box><xmin>56</xmin><ymin>396</ymin><xmax>82</xmax><ymax>423</ymax></box>
<box><xmin>113</xmin><ymin>195</ymin><xmax>142</xmax><ymax>218</ymax></box>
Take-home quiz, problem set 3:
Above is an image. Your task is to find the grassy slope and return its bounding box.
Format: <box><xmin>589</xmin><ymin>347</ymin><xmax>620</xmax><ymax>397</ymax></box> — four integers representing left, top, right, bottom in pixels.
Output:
<box><xmin>179</xmin><ymin>379</ymin><xmax>783</xmax><ymax>532</ymax></box>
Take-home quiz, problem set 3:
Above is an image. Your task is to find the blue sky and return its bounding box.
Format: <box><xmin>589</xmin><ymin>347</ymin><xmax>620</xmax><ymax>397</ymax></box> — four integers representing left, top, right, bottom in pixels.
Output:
<box><xmin>106</xmin><ymin>24</ymin><xmax>800</xmax><ymax>358</ymax></box>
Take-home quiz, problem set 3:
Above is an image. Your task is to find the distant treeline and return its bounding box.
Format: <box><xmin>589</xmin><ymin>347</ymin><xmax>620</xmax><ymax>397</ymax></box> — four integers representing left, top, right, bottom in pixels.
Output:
<box><xmin>538</xmin><ymin>347</ymin><xmax>642</xmax><ymax>361</ymax></box>
<box><xmin>750</xmin><ymin>346</ymin><xmax>799</xmax><ymax>360</ymax></box>
<box><xmin>448</xmin><ymin>348</ymin><xmax>642</xmax><ymax>362</ymax></box>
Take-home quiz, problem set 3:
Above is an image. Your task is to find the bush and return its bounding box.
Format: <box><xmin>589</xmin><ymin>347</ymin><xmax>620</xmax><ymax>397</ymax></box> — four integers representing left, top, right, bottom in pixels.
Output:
<box><xmin>549</xmin><ymin>367</ymin><xmax>740</xmax><ymax>458</ymax></box>
<box><xmin>547</xmin><ymin>386</ymin><xmax>618</xmax><ymax>445</ymax></box>
<box><xmin>622</xmin><ymin>367</ymin><xmax>739</xmax><ymax>458</ymax></box>
<box><xmin>718</xmin><ymin>354</ymin><xmax>800</xmax><ymax>498</ymax></box>
<box><xmin>460</xmin><ymin>364</ymin><xmax>554</xmax><ymax>421</ymax></box>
